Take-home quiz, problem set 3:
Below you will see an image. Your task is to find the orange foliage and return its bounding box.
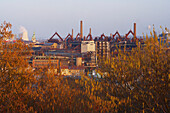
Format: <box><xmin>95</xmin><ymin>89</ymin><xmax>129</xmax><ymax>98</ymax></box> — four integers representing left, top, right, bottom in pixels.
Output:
<box><xmin>0</xmin><ymin>22</ymin><xmax>169</xmax><ymax>112</ymax></box>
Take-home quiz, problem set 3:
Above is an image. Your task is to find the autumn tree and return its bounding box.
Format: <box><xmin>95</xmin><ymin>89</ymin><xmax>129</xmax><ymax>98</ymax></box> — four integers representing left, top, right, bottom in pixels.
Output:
<box><xmin>0</xmin><ymin>21</ymin><xmax>91</xmax><ymax>112</ymax></box>
<box><xmin>0</xmin><ymin>21</ymin><xmax>36</xmax><ymax>112</ymax></box>
<box><xmin>0</xmin><ymin>21</ymin><xmax>169</xmax><ymax>113</ymax></box>
<box><xmin>96</xmin><ymin>28</ymin><xmax>170</xmax><ymax>112</ymax></box>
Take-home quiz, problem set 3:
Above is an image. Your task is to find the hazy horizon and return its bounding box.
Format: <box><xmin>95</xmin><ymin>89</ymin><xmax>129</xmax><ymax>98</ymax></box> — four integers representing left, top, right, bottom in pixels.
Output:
<box><xmin>1</xmin><ymin>0</ymin><xmax>170</xmax><ymax>40</ymax></box>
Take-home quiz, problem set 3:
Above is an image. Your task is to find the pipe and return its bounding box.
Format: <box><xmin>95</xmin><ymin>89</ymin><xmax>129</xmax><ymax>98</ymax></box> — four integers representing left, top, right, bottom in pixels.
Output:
<box><xmin>72</xmin><ymin>29</ymin><xmax>73</xmax><ymax>39</ymax></box>
<box><xmin>134</xmin><ymin>23</ymin><xmax>136</xmax><ymax>38</ymax></box>
<box><xmin>80</xmin><ymin>20</ymin><xmax>83</xmax><ymax>38</ymax></box>
<box><xmin>89</xmin><ymin>28</ymin><xmax>91</xmax><ymax>35</ymax></box>
<box><xmin>110</xmin><ymin>33</ymin><xmax>112</xmax><ymax>37</ymax></box>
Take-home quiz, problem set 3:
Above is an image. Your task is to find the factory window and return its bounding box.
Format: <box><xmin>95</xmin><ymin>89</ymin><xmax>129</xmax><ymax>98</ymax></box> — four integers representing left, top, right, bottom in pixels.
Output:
<box><xmin>97</xmin><ymin>42</ymin><xmax>99</xmax><ymax>46</ymax></box>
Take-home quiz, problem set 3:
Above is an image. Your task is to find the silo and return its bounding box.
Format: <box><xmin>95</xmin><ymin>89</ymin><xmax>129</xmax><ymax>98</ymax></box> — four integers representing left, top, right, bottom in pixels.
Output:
<box><xmin>76</xmin><ymin>57</ymin><xmax>82</xmax><ymax>66</ymax></box>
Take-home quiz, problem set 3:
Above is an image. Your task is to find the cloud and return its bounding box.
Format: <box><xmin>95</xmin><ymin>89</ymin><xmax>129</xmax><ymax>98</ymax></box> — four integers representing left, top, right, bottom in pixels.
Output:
<box><xmin>19</xmin><ymin>26</ymin><xmax>29</xmax><ymax>41</ymax></box>
<box><xmin>19</xmin><ymin>26</ymin><xmax>27</xmax><ymax>33</ymax></box>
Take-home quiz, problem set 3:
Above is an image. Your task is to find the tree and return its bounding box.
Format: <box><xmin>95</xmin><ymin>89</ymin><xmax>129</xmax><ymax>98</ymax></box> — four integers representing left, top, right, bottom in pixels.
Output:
<box><xmin>0</xmin><ymin>21</ymin><xmax>36</xmax><ymax>112</ymax></box>
<box><xmin>96</xmin><ymin>29</ymin><xmax>170</xmax><ymax>112</ymax></box>
<box><xmin>0</xmin><ymin>21</ymin><xmax>169</xmax><ymax>112</ymax></box>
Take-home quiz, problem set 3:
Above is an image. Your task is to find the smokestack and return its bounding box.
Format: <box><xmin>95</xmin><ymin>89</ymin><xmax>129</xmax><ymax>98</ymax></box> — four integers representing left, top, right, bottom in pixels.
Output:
<box><xmin>134</xmin><ymin>23</ymin><xmax>136</xmax><ymax>38</ymax></box>
<box><xmin>110</xmin><ymin>33</ymin><xmax>112</xmax><ymax>37</ymax></box>
<box><xmin>80</xmin><ymin>20</ymin><xmax>83</xmax><ymax>38</ymax></box>
<box><xmin>89</xmin><ymin>28</ymin><xmax>91</xmax><ymax>35</ymax></box>
<box><xmin>72</xmin><ymin>29</ymin><xmax>73</xmax><ymax>39</ymax></box>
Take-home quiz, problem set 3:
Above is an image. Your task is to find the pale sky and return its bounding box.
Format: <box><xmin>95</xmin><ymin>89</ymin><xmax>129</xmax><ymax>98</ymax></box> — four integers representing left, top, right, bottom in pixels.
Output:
<box><xmin>0</xmin><ymin>0</ymin><xmax>170</xmax><ymax>40</ymax></box>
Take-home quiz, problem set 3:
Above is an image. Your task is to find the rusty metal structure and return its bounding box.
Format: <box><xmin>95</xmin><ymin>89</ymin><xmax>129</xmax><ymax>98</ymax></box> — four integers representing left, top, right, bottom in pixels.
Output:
<box><xmin>47</xmin><ymin>21</ymin><xmax>141</xmax><ymax>53</ymax></box>
<box><xmin>43</xmin><ymin>21</ymin><xmax>145</xmax><ymax>72</ymax></box>
<box><xmin>48</xmin><ymin>32</ymin><xmax>63</xmax><ymax>43</ymax></box>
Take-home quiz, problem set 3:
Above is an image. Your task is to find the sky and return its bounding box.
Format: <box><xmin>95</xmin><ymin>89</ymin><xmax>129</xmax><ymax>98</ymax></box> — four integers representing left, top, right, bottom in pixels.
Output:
<box><xmin>0</xmin><ymin>0</ymin><xmax>170</xmax><ymax>40</ymax></box>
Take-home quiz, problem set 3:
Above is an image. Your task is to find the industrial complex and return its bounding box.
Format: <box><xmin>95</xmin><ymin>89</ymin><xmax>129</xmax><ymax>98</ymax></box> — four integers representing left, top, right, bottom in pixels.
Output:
<box><xmin>22</xmin><ymin>21</ymin><xmax>152</xmax><ymax>76</ymax></box>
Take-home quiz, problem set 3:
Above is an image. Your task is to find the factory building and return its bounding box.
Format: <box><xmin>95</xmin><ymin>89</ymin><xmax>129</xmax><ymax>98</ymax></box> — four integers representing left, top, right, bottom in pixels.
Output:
<box><xmin>95</xmin><ymin>41</ymin><xmax>110</xmax><ymax>59</ymax></box>
<box><xmin>81</xmin><ymin>41</ymin><xmax>95</xmax><ymax>53</ymax></box>
<box><xmin>32</xmin><ymin>56</ymin><xmax>59</xmax><ymax>68</ymax></box>
<box><xmin>28</xmin><ymin>21</ymin><xmax>145</xmax><ymax>76</ymax></box>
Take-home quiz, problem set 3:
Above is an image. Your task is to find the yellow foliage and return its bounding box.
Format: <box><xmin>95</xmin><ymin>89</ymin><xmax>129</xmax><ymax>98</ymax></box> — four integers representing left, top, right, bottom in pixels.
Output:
<box><xmin>0</xmin><ymin>21</ymin><xmax>169</xmax><ymax>112</ymax></box>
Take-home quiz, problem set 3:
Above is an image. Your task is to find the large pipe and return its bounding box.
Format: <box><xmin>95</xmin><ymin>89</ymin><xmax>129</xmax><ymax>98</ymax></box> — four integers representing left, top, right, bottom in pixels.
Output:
<box><xmin>80</xmin><ymin>20</ymin><xmax>83</xmax><ymax>38</ymax></box>
<box><xmin>72</xmin><ymin>29</ymin><xmax>73</xmax><ymax>39</ymax></box>
<box><xmin>110</xmin><ymin>33</ymin><xmax>112</xmax><ymax>37</ymax></box>
<box><xmin>134</xmin><ymin>23</ymin><xmax>136</xmax><ymax>38</ymax></box>
<box><xmin>89</xmin><ymin>28</ymin><xmax>91</xmax><ymax>35</ymax></box>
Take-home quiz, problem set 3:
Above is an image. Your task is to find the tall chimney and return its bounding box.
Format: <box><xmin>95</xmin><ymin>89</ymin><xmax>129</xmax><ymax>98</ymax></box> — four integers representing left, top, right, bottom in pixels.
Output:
<box><xmin>80</xmin><ymin>20</ymin><xmax>83</xmax><ymax>38</ymax></box>
<box><xmin>134</xmin><ymin>23</ymin><xmax>136</xmax><ymax>38</ymax></box>
<box><xmin>110</xmin><ymin>33</ymin><xmax>112</xmax><ymax>37</ymax></box>
<box><xmin>72</xmin><ymin>29</ymin><xmax>73</xmax><ymax>39</ymax></box>
<box><xmin>89</xmin><ymin>28</ymin><xmax>91</xmax><ymax>35</ymax></box>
